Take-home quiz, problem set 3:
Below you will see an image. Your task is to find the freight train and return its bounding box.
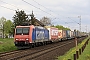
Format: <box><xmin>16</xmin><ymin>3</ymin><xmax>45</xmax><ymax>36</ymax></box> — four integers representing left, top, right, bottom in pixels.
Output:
<box><xmin>14</xmin><ymin>25</ymin><xmax>86</xmax><ymax>48</ymax></box>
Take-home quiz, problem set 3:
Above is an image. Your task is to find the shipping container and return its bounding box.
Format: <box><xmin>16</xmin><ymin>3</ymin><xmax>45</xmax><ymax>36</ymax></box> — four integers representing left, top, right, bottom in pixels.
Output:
<box><xmin>66</xmin><ymin>30</ymin><xmax>71</xmax><ymax>39</ymax></box>
<box><xmin>70</xmin><ymin>31</ymin><xmax>74</xmax><ymax>39</ymax></box>
<box><xmin>75</xmin><ymin>30</ymin><xmax>81</xmax><ymax>38</ymax></box>
<box><xmin>58</xmin><ymin>30</ymin><xmax>66</xmax><ymax>41</ymax></box>
<box><xmin>62</xmin><ymin>30</ymin><xmax>66</xmax><ymax>39</ymax></box>
<box><xmin>58</xmin><ymin>30</ymin><xmax>62</xmax><ymax>39</ymax></box>
<box><xmin>45</xmin><ymin>26</ymin><xmax>58</xmax><ymax>42</ymax></box>
<box><xmin>73</xmin><ymin>30</ymin><xmax>81</xmax><ymax>38</ymax></box>
<box><xmin>73</xmin><ymin>29</ymin><xmax>76</xmax><ymax>37</ymax></box>
<box><xmin>58</xmin><ymin>30</ymin><xmax>64</xmax><ymax>39</ymax></box>
<box><xmin>70</xmin><ymin>31</ymin><xmax>72</xmax><ymax>38</ymax></box>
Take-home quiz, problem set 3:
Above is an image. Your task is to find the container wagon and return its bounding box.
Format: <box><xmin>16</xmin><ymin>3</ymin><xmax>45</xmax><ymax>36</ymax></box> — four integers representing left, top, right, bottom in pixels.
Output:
<box><xmin>45</xmin><ymin>26</ymin><xmax>58</xmax><ymax>42</ymax></box>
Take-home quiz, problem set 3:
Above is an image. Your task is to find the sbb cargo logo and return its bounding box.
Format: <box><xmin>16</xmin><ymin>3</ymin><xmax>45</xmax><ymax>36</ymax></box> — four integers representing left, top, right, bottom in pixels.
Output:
<box><xmin>51</xmin><ymin>30</ymin><xmax>58</xmax><ymax>36</ymax></box>
<box><xmin>36</xmin><ymin>31</ymin><xmax>44</xmax><ymax>39</ymax></box>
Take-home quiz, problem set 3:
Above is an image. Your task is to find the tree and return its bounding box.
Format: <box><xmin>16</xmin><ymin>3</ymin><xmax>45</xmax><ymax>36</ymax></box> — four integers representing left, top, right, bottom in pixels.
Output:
<box><xmin>4</xmin><ymin>20</ymin><xmax>14</xmax><ymax>38</ymax></box>
<box><xmin>0</xmin><ymin>17</ymin><xmax>6</xmax><ymax>38</ymax></box>
<box><xmin>0</xmin><ymin>17</ymin><xmax>6</xmax><ymax>29</ymax></box>
<box><xmin>55</xmin><ymin>25</ymin><xmax>70</xmax><ymax>30</ymax></box>
<box><xmin>13</xmin><ymin>10</ymin><xmax>28</xmax><ymax>27</ymax></box>
<box><xmin>40</xmin><ymin>17</ymin><xmax>52</xmax><ymax>26</ymax></box>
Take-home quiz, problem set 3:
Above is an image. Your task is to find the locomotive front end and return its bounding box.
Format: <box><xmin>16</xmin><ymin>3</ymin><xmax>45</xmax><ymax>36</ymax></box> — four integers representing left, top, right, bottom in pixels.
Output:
<box><xmin>14</xmin><ymin>26</ymin><xmax>31</xmax><ymax>47</ymax></box>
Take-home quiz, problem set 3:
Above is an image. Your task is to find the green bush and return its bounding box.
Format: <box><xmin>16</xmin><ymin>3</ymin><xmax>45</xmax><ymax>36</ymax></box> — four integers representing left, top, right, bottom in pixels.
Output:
<box><xmin>0</xmin><ymin>38</ymin><xmax>17</xmax><ymax>53</ymax></box>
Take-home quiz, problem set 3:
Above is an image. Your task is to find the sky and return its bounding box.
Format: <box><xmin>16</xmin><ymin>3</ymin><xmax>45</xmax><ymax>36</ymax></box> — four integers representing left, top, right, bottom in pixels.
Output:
<box><xmin>0</xmin><ymin>0</ymin><xmax>90</xmax><ymax>32</ymax></box>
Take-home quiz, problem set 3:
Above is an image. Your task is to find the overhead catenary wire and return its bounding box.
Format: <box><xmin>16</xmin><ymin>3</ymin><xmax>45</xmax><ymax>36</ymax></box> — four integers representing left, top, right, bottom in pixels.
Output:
<box><xmin>0</xmin><ymin>0</ymin><xmax>18</xmax><ymax>9</ymax></box>
<box><xmin>0</xmin><ymin>0</ymin><xmax>68</xmax><ymax>22</ymax></box>
<box><xmin>22</xmin><ymin>0</ymin><xmax>65</xmax><ymax>21</ymax></box>
<box><xmin>0</xmin><ymin>5</ymin><xmax>15</xmax><ymax>11</ymax></box>
<box><xmin>22</xmin><ymin>0</ymin><xmax>53</xmax><ymax>16</ymax></box>
<box><xmin>0</xmin><ymin>0</ymin><xmax>55</xmax><ymax>20</ymax></box>
<box><xmin>32</xmin><ymin>0</ymin><xmax>66</xmax><ymax>20</ymax></box>
<box><xmin>32</xmin><ymin>0</ymin><xmax>53</xmax><ymax>13</ymax></box>
<box><xmin>68</xmin><ymin>17</ymin><xmax>80</xmax><ymax>25</ymax></box>
<box><xmin>22</xmin><ymin>0</ymin><xmax>81</xmax><ymax>26</ymax></box>
<box><xmin>22</xmin><ymin>0</ymin><xmax>63</xmax><ymax>24</ymax></box>
<box><xmin>0</xmin><ymin>0</ymin><xmax>57</xmax><ymax>21</ymax></box>
<box><xmin>0</xmin><ymin>0</ymin><xmax>80</xmax><ymax>27</ymax></box>
<box><xmin>0</xmin><ymin>0</ymin><xmax>32</xmax><ymax>13</ymax></box>
<box><xmin>31</xmin><ymin>0</ymin><xmax>80</xmax><ymax>25</ymax></box>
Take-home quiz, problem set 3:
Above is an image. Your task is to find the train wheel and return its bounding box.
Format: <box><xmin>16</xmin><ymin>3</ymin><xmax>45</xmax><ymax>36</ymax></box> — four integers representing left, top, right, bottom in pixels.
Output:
<box><xmin>35</xmin><ymin>43</ymin><xmax>39</xmax><ymax>47</ymax></box>
<box><xmin>31</xmin><ymin>43</ymin><xmax>35</xmax><ymax>48</ymax></box>
<box><xmin>61</xmin><ymin>39</ymin><xmax>62</xmax><ymax>42</ymax></box>
<box><xmin>43</xmin><ymin>42</ymin><xmax>45</xmax><ymax>45</ymax></box>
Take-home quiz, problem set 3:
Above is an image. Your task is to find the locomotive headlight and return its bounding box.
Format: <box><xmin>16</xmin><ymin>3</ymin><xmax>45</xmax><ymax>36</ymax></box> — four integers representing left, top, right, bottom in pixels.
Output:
<box><xmin>16</xmin><ymin>39</ymin><xmax>18</xmax><ymax>40</ymax></box>
<box><xmin>26</xmin><ymin>38</ymin><xmax>29</xmax><ymax>40</ymax></box>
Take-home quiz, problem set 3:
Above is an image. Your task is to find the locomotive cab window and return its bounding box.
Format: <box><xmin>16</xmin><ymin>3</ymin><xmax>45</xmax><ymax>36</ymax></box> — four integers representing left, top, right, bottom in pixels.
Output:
<box><xmin>16</xmin><ymin>28</ymin><xmax>22</xmax><ymax>35</ymax></box>
<box><xmin>23</xmin><ymin>28</ymin><xmax>29</xmax><ymax>35</ymax></box>
<box><xmin>16</xmin><ymin>27</ymin><xmax>29</xmax><ymax>35</ymax></box>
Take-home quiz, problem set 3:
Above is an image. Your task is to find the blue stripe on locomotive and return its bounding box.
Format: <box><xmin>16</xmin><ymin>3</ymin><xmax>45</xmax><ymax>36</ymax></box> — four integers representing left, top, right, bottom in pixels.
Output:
<box><xmin>32</xmin><ymin>29</ymin><xmax>36</xmax><ymax>40</ymax></box>
<box><xmin>32</xmin><ymin>27</ymin><xmax>49</xmax><ymax>41</ymax></box>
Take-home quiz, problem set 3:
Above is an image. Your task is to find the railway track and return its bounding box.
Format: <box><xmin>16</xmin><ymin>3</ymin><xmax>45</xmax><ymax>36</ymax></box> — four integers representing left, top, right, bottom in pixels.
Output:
<box><xmin>0</xmin><ymin>37</ymin><xmax>86</xmax><ymax>60</ymax></box>
<box><xmin>0</xmin><ymin>50</ymin><xmax>22</xmax><ymax>57</ymax></box>
<box><xmin>0</xmin><ymin>49</ymin><xmax>30</xmax><ymax>60</ymax></box>
<box><xmin>17</xmin><ymin>41</ymin><xmax>73</xmax><ymax>60</ymax></box>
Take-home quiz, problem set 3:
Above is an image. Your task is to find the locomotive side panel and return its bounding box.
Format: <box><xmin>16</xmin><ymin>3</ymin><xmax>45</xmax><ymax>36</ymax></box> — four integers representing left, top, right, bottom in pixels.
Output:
<box><xmin>32</xmin><ymin>27</ymin><xmax>49</xmax><ymax>43</ymax></box>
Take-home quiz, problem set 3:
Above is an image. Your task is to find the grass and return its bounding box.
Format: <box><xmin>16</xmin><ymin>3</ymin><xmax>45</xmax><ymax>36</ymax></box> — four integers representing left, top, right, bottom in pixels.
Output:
<box><xmin>58</xmin><ymin>37</ymin><xmax>90</xmax><ymax>60</ymax></box>
<box><xmin>0</xmin><ymin>38</ymin><xmax>17</xmax><ymax>53</ymax></box>
<box><xmin>77</xmin><ymin>39</ymin><xmax>90</xmax><ymax>60</ymax></box>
